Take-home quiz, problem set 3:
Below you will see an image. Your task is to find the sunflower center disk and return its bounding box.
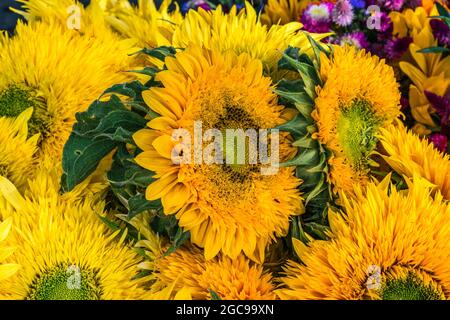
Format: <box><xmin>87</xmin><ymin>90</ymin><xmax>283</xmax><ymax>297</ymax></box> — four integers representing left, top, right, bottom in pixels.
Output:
<box><xmin>208</xmin><ymin>105</ymin><xmax>261</xmax><ymax>184</ymax></box>
<box><xmin>381</xmin><ymin>273</ymin><xmax>444</xmax><ymax>300</ymax></box>
<box><xmin>27</xmin><ymin>264</ymin><xmax>102</xmax><ymax>300</ymax></box>
<box><xmin>0</xmin><ymin>85</ymin><xmax>49</xmax><ymax>138</ymax></box>
<box><xmin>336</xmin><ymin>100</ymin><xmax>380</xmax><ymax>169</ymax></box>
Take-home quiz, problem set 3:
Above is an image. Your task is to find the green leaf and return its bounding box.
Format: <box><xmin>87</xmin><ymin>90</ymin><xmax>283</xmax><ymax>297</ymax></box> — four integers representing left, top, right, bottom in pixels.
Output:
<box><xmin>276</xmin><ymin>113</ymin><xmax>309</xmax><ymax>137</ymax></box>
<box><xmin>281</xmin><ymin>148</ymin><xmax>319</xmax><ymax>167</ymax></box>
<box><xmin>128</xmin><ymin>194</ymin><xmax>162</xmax><ymax>219</ymax></box>
<box><xmin>163</xmin><ymin>228</ymin><xmax>191</xmax><ymax>256</ymax></box>
<box><xmin>97</xmin><ymin>127</ymin><xmax>135</xmax><ymax>144</ymax></box>
<box><xmin>87</xmin><ymin>110</ymin><xmax>147</xmax><ymax>136</ymax></box>
<box><xmin>151</xmin><ymin>214</ymin><xmax>179</xmax><ymax>238</ymax></box>
<box><xmin>134</xmin><ymin>46</ymin><xmax>177</xmax><ymax>62</ymax></box>
<box><xmin>417</xmin><ymin>46</ymin><xmax>450</xmax><ymax>54</ymax></box>
<box><xmin>102</xmin><ymin>81</ymin><xmax>147</xmax><ymax>100</ymax></box>
<box><xmin>303</xmin><ymin>222</ymin><xmax>329</xmax><ymax>240</ymax></box>
<box><xmin>290</xmin><ymin>216</ymin><xmax>310</xmax><ymax>244</ymax></box>
<box><xmin>292</xmin><ymin>135</ymin><xmax>317</xmax><ymax>149</ymax></box>
<box><xmin>62</xmin><ymin>135</ymin><xmax>116</xmax><ymax>192</ymax></box>
<box><xmin>208</xmin><ymin>289</ymin><xmax>221</xmax><ymax>300</ymax></box>
<box><xmin>127</xmin><ymin>67</ymin><xmax>160</xmax><ymax>77</ymax></box>
<box><xmin>435</xmin><ymin>2</ymin><xmax>450</xmax><ymax>18</ymax></box>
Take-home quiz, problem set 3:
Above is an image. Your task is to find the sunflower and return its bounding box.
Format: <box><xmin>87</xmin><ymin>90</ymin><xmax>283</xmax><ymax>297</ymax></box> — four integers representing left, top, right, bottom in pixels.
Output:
<box><xmin>0</xmin><ymin>19</ymin><xmax>133</xmax><ymax>173</ymax></box>
<box><xmin>0</xmin><ymin>218</ymin><xmax>19</xmax><ymax>283</ymax></box>
<box><xmin>312</xmin><ymin>45</ymin><xmax>401</xmax><ymax>193</ymax></box>
<box><xmin>380</xmin><ymin>122</ymin><xmax>450</xmax><ymax>200</ymax></box>
<box><xmin>277</xmin><ymin>175</ymin><xmax>450</xmax><ymax>300</ymax></box>
<box><xmin>149</xmin><ymin>245</ymin><xmax>276</xmax><ymax>300</ymax></box>
<box><xmin>133</xmin><ymin>45</ymin><xmax>303</xmax><ymax>263</ymax></box>
<box><xmin>261</xmin><ymin>0</ymin><xmax>313</xmax><ymax>26</ymax></box>
<box><xmin>390</xmin><ymin>5</ymin><xmax>450</xmax><ymax>128</ymax></box>
<box><xmin>122</xmin><ymin>213</ymin><xmax>275</xmax><ymax>300</ymax></box>
<box><xmin>0</xmin><ymin>173</ymin><xmax>150</xmax><ymax>300</ymax></box>
<box><xmin>0</xmin><ymin>109</ymin><xmax>38</xmax><ymax>190</ymax></box>
<box><xmin>102</xmin><ymin>0</ymin><xmax>183</xmax><ymax>67</ymax></box>
<box><xmin>171</xmin><ymin>3</ymin><xmax>327</xmax><ymax>77</ymax></box>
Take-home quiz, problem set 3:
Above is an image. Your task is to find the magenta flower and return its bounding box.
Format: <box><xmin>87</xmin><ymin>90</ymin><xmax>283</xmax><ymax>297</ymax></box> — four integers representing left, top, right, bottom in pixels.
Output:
<box><xmin>338</xmin><ymin>31</ymin><xmax>369</xmax><ymax>50</ymax></box>
<box><xmin>430</xmin><ymin>19</ymin><xmax>450</xmax><ymax>47</ymax></box>
<box><xmin>301</xmin><ymin>2</ymin><xmax>334</xmax><ymax>33</ymax></box>
<box><xmin>332</xmin><ymin>0</ymin><xmax>354</xmax><ymax>26</ymax></box>
<box><xmin>425</xmin><ymin>90</ymin><xmax>450</xmax><ymax>126</ymax></box>
<box><xmin>384</xmin><ymin>37</ymin><xmax>412</xmax><ymax>60</ymax></box>
<box><xmin>429</xmin><ymin>133</ymin><xmax>448</xmax><ymax>153</ymax></box>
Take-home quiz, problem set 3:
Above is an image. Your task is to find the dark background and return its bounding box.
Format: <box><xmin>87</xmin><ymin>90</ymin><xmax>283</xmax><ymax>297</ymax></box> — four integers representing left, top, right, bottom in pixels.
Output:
<box><xmin>0</xmin><ymin>0</ymin><xmax>142</xmax><ymax>34</ymax></box>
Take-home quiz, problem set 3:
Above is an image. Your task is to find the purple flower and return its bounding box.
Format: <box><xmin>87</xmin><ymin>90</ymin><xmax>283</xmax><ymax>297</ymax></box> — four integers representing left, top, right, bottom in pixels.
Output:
<box><xmin>429</xmin><ymin>133</ymin><xmax>448</xmax><ymax>153</ymax></box>
<box><xmin>338</xmin><ymin>31</ymin><xmax>369</xmax><ymax>50</ymax></box>
<box><xmin>425</xmin><ymin>90</ymin><xmax>450</xmax><ymax>126</ymax></box>
<box><xmin>384</xmin><ymin>36</ymin><xmax>412</xmax><ymax>60</ymax></box>
<box><xmin>374</xmin><ymin>0</ymin><xmax>405</xmax><ymax>11</ymax></box>
<box><xmin>181</xmin><ymin>0</ymin><xmax>212</xmax><ymax>13</ymax></box>
<box><xmin>350</xmin><ymin>0</ymin><xmax>366</xmax><ymax>9</ymax></box>
<box><xmin>403</xmin><ymin>0</ymin><xmax>422</xmax><ymax>9</ymax></box>
<box><xmin>430</xmin><ymin>19</ymin><xmax>450</xmax><ymax>48</ymax></box>
<box><xmin>301</xmin><ymin>2</ymin><xmax>334</xmax><ymax>33</ymax></box>
<box><xmin>332</xmin><ymin>0</ymin><xmax>354</xmax><ymax>27</ymax></box>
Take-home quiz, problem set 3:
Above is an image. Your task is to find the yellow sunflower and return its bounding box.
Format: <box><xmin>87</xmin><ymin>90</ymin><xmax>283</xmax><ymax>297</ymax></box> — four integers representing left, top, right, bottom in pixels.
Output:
<box><xmin>0</xmin><ymin>19</ymin><xmax>133</xmax><ymax>173</ymax></box>
<box><xmin>122</xmin><ymin>213</ymin><xmax>275</xmax><ymax>300</ymax></box>
<box><xmin>390</xmin><ymin>5</ymin><xmax>450</xmax><ymax>128</ymax></box>
<box><xmin>149</xmin><ymin>245</ymin><xmax>276</xmax><ymax>300</ymax></box>
<box><xmin>102</xmin><ymin>0</ymin><xmax>183</xmax><ymax>67</ymax></box>
<box><xmin>312</xmin><ymin>45</ymin><xmax>401</xmax><ymax>193</ymax></box>
<box><xmin>380</xmin><ymin>122</ymin><xmax>450</xmax><ymax>200</ymax></box>
<box><xmin>171</xmin><ymin>3</ymin><xmax>327</xmax><ymax>77</ymax></box>
<box><xmin>0</xmin><ymin>173</ymin><xmax>150</xmax><ymax>300</ymax></box>
<box><xmin>133</xmin><ymin>45</ymin><xmax>303</xmax><ymax>263</ymax></box>
<box><xmin>261</xmin><ymin>0</ymin><xmax>313</xmax><ymax>26</ymax></box>
<box><xmin>16</xmin><ymin>0</ymin><xmax>122</xmax><ymax>40</ymax></box>
<box><xmin>0</xmin><ymin>109</ymin><xmax>38</xmax><ymax>190</ymax></box>
<box><xmin>277</xmin><ymin>175</ymin><xmax>450</xmax><ymax>300</ymax></box>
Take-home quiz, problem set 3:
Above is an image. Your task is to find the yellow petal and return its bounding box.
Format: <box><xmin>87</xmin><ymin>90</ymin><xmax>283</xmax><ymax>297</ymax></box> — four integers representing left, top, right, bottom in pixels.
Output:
<box><xmin>142</xmin><ymin>90</ymin><xmax>177</xmax><ymax>120</ymax></box>
<box><xmin>145</xmin><ymin>171</ymin><xmax>179</xmax><ymax>201</ymax></box>
<box><xmin>153</xmin><ymin>135</ymin><xmax>175</xmax><ymax>159</ymax></box>
<box><xmin>0</xmin><ymin>218</ymin><xmax>12</xmax><ymax>243</ymax></box>
<box><xmin>174</xmin><ymin>287</ymin><xmax>193</xmax><ymax>300</ymax></box>
<box><xmin>133</xmin><ymin>129</ymin><xmax>159</xmax><ymax>151</ymax></box>
<box><xmin>162</xmin><ymin>183</ymin><xmax>190</xmax><ymax>214</ymax></box>
<box><xmin>149</xmin><ymin>117</ymin><xmax>178</xmax><ymax>131</ymax></box>
<box><xmin>135</xmin><ymin>150</ymin><xmax>173</xmax><ymax>172</ymax></box>
<box><xmin>0</xmin><ymin>264</ymin><xmax>20</xmax><ymax>281</ymax></box>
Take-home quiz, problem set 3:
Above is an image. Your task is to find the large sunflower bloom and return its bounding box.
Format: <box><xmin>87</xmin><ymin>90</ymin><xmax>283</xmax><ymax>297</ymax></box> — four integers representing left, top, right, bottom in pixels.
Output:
<box><xmin>0</xmin><ymin>173</ymin><xmax>150</xmax><ymax>300</ymax></box>
<box><xmin>171</xmin><ymin>3</ymin><xmax>326</xmax><ymax>77</ymax></box>
<box><xmin>124</xmin><ymin>214</ymin><xmax>275</xmax><ymax>300</ymax></box>
<box><xmin>380</xmin><ymin>122</ymin><xmax>450</xmax><ymax>200</ymax></box>
<box><xmin>0</xmin><ymin>19</ymin><xmax>133</xmax><ymax>173</ymax></box>
<box><xmin>102</xmin><ymin>0</ymin><xmax>183</xmax><ymax>67</ymax></box>
<box><xmin>277</xmin><ymin>176</ymin><xmax>450</xmax><ymax>300</ymax></box>
<box><xmin>390</xmin><ymin>5</ymin><xmax>450</xmax><ymax>128</ymax></box>
<box><xmin>133</xmin><ymin>46</ymin><xmax>303</xmax><ymax>263</ymax></box>
<box><xmin>312</xmin><ymin>45</ymin><xmax>401</xmax><ymax>193</ymax></box>
<box><xmin>150</xmin><ymin>245</ymin><xmax>276</xmax><ymax>300</ymax></box>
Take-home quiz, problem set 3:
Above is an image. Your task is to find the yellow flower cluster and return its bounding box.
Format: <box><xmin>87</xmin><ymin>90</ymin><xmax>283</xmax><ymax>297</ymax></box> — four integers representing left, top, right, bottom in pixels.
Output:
<box><xmin>0</xmin><ymin>0</ymin><xmax>448</xmax><ymax>301</ymax></box>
